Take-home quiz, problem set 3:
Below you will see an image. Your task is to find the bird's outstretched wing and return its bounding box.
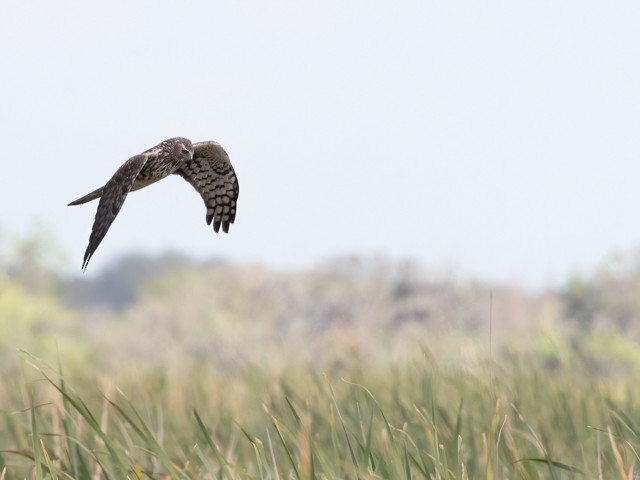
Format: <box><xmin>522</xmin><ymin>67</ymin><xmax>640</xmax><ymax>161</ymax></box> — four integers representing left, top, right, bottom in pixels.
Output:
<box><xmin>174</xmin><ymin>141</ymin><xmax>239</xmax><ymax>233</ymax></box>
<box><xmin>81</xmin><ymin>154</ymin><xmax>149</xmax><ymax>270</ymax></box>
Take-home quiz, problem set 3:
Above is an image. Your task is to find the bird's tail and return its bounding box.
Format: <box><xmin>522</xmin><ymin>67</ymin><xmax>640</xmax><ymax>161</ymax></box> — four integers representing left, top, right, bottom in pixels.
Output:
<box><xmin>68</xmin><ymin>186</ymin><xmax>104</xmax><ymax>206</ymax></box>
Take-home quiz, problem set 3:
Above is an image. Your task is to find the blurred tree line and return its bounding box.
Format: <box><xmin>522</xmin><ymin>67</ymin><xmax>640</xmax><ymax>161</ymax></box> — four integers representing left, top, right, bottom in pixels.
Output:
<box><xmin>563</xmin><ymin>250</ymin><xmax>640</xmax><ymax>333</ymax></box>
<box><xmin>1</xmin><ymin>225</ymin><xmax>640</xmax><ymax>376</ymax></box>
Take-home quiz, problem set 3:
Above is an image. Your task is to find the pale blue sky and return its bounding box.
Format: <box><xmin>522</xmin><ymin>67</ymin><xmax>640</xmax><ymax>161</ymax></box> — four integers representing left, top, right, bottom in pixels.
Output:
<box><xmin>1</xmin><ymin>1</ymin><xmax>639</xmax><ymax>288</ymax></box>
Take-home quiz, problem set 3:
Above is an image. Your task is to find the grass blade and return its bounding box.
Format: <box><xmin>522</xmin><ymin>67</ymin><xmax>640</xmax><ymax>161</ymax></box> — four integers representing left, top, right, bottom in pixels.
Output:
<box><xmin>30</xmin><ymin>396</ymin><xmax>43</xmax><ymax>480</ymax></box>
<box><xmin>193</xmin><ymin>409</ymin><xmax>232</xmax><ymax>479</ymax></box>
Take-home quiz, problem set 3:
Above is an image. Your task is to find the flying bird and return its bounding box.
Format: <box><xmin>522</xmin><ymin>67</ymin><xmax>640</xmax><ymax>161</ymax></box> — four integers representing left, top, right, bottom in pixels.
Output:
<box><xmin>68</xmin><ymin>137</ymin><xmax>239</xmax><ymax>270</ymax></box>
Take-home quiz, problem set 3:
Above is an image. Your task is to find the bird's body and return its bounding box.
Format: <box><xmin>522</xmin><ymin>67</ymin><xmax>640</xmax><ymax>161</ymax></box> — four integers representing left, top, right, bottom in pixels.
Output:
<box><xmin>68</xmin><ymin>137</ymin><xmax>239</xmax><ymax>270</ymax></box>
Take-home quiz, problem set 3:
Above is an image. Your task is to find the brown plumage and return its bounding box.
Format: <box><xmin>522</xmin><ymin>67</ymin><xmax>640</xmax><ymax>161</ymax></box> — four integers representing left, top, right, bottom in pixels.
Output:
<box><xmin>68</xmin><ymin>138</ymin><xmax>240</xmax><ymax>270</ymax></box>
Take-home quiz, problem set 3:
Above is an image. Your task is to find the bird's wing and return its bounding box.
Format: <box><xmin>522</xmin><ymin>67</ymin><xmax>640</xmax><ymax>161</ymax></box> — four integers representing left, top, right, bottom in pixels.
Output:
<box><xmin>81</xmin><ymin>153</ymin><xmax>149</xmax><ymax>270</ymax></box>
<box><xmin>174</xmin><ymin>141</ymin><xmax>239</xmax><ymax>233</ymax></box>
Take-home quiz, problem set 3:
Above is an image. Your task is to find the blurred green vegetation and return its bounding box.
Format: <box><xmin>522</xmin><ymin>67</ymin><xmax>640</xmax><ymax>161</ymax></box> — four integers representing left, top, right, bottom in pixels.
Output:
<box><xmin>1</xmin><ymin>227</ymin><xmax>640</xmax><ymax>478</ymax></box>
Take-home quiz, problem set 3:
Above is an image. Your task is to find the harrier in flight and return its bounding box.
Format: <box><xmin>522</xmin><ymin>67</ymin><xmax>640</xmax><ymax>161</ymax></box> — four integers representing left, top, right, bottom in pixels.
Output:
<box><xmin>68</xmin><ymin>137</ymin><xmax>239</xmax><ymax>270</ymax></box>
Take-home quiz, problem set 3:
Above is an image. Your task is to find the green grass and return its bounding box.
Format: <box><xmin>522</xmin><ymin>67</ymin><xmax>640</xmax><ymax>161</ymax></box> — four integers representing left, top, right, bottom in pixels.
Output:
<box><xmin>1</xmin><ymin>351</ymin><xmax>639</xmax><ymax>479</ymax></box>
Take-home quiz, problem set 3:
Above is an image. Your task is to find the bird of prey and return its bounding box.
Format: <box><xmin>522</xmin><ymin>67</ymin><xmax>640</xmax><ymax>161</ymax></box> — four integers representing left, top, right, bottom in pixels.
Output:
<box><xmin>68</xmin><ymin>137</ymin><xmax>239</xmax><ymax>270</ymax></box>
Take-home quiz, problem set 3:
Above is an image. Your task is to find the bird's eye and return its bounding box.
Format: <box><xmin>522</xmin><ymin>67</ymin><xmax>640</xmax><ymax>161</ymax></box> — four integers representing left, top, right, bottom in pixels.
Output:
<box><xmin>182</xmin><ymin>147</ymin><xmax>191</xmax><ymax>155</ymax></box>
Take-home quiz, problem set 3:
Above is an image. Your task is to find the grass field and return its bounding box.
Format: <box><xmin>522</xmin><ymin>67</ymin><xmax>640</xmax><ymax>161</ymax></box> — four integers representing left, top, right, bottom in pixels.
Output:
<box><xmin>2</xmin><ymin>253</ymin><xmax>640</xmax><ymax>478</ymax></box>
<box><xmin>1</xmin><ymin>348</ymin><xmax>639</xmax><ymax>479</ymax></box>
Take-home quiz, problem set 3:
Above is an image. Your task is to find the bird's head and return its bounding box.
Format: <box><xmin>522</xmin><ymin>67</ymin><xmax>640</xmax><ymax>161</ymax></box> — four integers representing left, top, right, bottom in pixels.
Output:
<box><xmin>172</xmin><ymin>138</ymin><xmax>194</xmax><ymax>162</ymax></box>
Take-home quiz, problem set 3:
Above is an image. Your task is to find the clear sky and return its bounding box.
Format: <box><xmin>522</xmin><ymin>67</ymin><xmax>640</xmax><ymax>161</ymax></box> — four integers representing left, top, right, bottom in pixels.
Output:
<box><xmin>1</xmin><ymin>1</ymin><xmax>639</xmax><ymax>288</ymax></box>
